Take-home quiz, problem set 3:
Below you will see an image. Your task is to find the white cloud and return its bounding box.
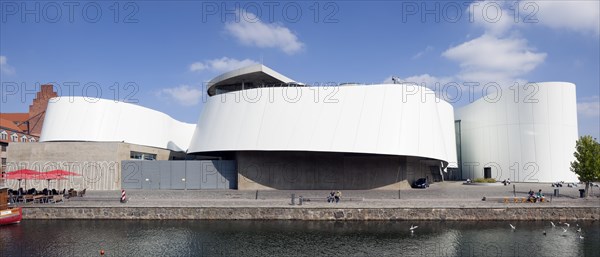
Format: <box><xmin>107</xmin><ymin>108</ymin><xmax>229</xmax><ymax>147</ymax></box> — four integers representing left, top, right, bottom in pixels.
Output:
<box><xmin>391</xmin><ymin>2</ymin><xmax>547</xmax><ymax>88</ymax></box>
<box><xmin>530</xmin><ymin>0</ymin><xmax>600</xmax><ymax>36</ymax></box>
<box><xmin>0</xmin><ymin>56</ymin><xmax>16</xmax><ymax>75</ymax></box>
<box><xmin>225</xmin><ymin>9</ymin><xmax>304</xmax><ymax>54</ymax></box>
<box><xmin>384</xmin><ymin>74</ymin><xmax>453</xmax><ymax>89</ymax></box>
<box><xmin>468</xmin><ymin>1</ymin><xmax>516</xmax><ymax>36</ymax></box>
<box><xmin>578</xmin><ymin>96</ymin><xmax>600</xmax><ymax>117</ymax></box>
<box><xmin>468</xmin><ymin>1</ymin><xmax>599</xmax><ymax>37</ymax></box>
<box><xmin>442</xmin><ymin>34</ymin><xmax>546</xmax><ymax>83</ymax></box>
<box><xmin>189</xmin><ymin>57</ymin><xmax>258</xmax><ymax>73</ymax></box>
<box><xmin>384</xmin><ymin>0</ymin><xmax>596</xmax><ymax>103</ymax></box>
<box><xmin>189</xmin><ymin>62</ymin><xmax>206</xmax><ymax>72</ymax></box>
<box><xmin>158</xmin><ymin>85</ymin><xmax>203</xmax><ymax>106</ymax></box>
<box><xmin>411</xmin><ymin>46</ymin><xmax>434</xmax><ymax>60</ymax></box>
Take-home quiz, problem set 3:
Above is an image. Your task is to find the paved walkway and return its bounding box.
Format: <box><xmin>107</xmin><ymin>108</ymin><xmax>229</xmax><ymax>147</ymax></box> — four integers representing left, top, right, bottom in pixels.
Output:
<box><xmin>16</xmin><ymin>182</ymin><xmax>600</xmax><ymax>209</ymax></box>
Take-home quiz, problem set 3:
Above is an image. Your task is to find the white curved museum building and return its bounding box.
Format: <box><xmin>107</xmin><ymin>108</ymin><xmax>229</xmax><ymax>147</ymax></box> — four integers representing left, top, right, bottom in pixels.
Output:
<box><xmin>455</xmin><ymin>82</ymin><xmax>579</xmax><ymax>183</ymax></box>
<box><xmin>188</xmin><ymin>65</ymin><xmax>458</xmax><ymax>189</ymax></box>
<box><xmin>189</xmin><ymin>65</ymin><xmax>457</xmax><ymax>165</ymax></box>
<box><xmin>33</xmin><ymin>65</ymin><xmax>580</xmax><ymax>189</ymax></box>
<box><xmin>41</xmin><ymin>97</ymin><xmax>196</xmax><ymax>152</ymax></box>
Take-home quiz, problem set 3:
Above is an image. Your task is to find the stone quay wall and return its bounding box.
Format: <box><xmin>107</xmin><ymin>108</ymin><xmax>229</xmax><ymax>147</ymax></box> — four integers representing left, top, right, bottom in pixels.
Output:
<box><xmin>21</xmin><ymin>207</ymin><xmax>599</xmax><ymax>221</ymax></box>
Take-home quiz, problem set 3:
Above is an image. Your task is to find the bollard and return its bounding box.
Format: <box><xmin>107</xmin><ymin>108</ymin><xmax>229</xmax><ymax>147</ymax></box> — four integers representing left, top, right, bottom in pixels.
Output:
<box><xmin>513</xmin><ymin>184</ymin><xmax>516</xmax><ymax>197</ymax></box>
<box><xmin>554</xmin><ymin>189</ymin><xmax>559</xmax><ymax>197</ymax></box>
<box><xmin>120</xmin><ymin>189</ymin><xmax>127</xmax><ymax>203</ymax></box>
<box><xmin>291</xmin><ymin>193</ymin><xmax>295</xmax><ymax>205</ymax></box>
<box><xmin>299</xmin><ymin>196</ymin><xmax>303</xmax><ymax>205</ymax></box>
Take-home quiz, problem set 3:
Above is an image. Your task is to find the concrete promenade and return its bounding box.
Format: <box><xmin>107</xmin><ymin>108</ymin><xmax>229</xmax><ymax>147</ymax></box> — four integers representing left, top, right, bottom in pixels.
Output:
<box><xmin>16</xmin><ymin>182</ymin><xmax>600</xmax><ymax>220</ymax></box>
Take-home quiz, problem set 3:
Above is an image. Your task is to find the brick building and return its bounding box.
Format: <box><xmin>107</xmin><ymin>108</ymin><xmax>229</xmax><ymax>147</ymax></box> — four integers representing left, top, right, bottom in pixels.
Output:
<box><xmin>0</xmin><ymin>84</ymin><xmax>57</xmax><ymax>184</ymax></box>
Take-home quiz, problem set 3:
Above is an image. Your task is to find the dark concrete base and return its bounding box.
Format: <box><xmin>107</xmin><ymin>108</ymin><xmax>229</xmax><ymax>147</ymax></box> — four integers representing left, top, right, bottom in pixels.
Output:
<box><xmin>236</xmin><ymin>151</ymin><xmax>443</xmax><ymax>190</ymax></box>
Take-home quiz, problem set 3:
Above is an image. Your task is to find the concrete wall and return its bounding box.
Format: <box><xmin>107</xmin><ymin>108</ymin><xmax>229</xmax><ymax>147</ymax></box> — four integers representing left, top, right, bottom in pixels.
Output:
<box><xmin>21</xmin><ymin>206</ymin><xmax>600</xmax><ymax>220</ymax></box>
<box><xmin>236</xmin><ymin>151</ymin><xmax>441</xmax><ymax>190</ymax></box>
<box><xmin>121</xmin><ymin>160</ymin><xmax>237</xmax><ymax>189</ymax></box>
<box><xmin>5</xmin><ymin>142</ymin><xmax>178</xmax><ymax>190</ymax></box>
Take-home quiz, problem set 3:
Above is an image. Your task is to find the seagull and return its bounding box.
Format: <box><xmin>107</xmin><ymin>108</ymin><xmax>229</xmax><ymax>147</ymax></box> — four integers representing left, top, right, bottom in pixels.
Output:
<box><xmin>577</xmin><ymin>228</ymin><xmax>582</xmax><ymax>233</ymax></box>
<box><xmin>410</xmin><ymin>225</ymin><xmax>418</xmax><ymax>232</ymax></box>
<box><xmin>543</xmin><ymin>231</ymin><xmax>547</xmax><ymax>236</ymax></box>
<box><xmin>565</xmin><ymin>223</ymin><xmax>570</xmax><ymax>227</ymax></box>
<box><xmin>509</xmin><ymin>224</ymin><xmax>516</xmax><ymax>230</ymax></box>
<box><xmin>563</xmin><ymin>228</ymin><xmax>568</xmax><ymax>233</ymax></box>
<box><xmin>550</xmin><ymin>221</ymin><xmax>556</xmax><ymax>227</ymax></box>
<box><xmin>579</xmin><ymin>235</ymin><xmax>584</xmax><ymax>239</ymax></box>
<box><xmin>576</xmin><ymin>224</ymin><xmax>579</xmax><ymax>227</ymax></box>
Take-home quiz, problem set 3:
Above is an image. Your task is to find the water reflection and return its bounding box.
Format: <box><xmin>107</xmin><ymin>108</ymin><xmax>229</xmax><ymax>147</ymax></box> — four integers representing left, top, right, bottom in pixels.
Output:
<box><xmin>1</xmin><ymin>220</ymin><xmax>598</xmax><ymax>256</ymax></box>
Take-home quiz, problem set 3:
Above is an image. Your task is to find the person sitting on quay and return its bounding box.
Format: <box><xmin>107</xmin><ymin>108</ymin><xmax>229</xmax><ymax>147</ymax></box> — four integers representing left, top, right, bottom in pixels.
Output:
<box><xmin>536</xmin><ymin>189</ymin><xmax>545</xmax><ymax>202</ymax></box>
<box><xmin>528</xmin><ymin>189</ymin><xmax>537</xmax><ymax>203</ymax></box>
<box><xmin>334</xmin><ymin>191</ymin><xmax>342</xmax><ymax>203</ymax></box>
<box><xmin>327</xmin><ymin>191</ymin><xmax>335</xmax><ymax>203</ymax></box>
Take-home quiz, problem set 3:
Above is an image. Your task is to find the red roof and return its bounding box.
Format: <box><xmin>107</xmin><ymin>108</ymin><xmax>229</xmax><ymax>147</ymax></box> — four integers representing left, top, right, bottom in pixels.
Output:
<box><xmin>0</xmin><ymin>113</ymin><xmax>29</xmax><ymax>122</ymax></box>
<box><xmin>0</xmin><ymin>113</ymin><xmax>29</xmax><ymax>132</ymax></box>
<box><xmin>0</xmin><ymin>118</ymin><xmax>22</xmax><ymax>132</ymax></box>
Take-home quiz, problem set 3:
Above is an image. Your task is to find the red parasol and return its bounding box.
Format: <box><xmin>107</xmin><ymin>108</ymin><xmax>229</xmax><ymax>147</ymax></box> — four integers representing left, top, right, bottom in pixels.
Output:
<box><xmin>40</xmin><ymin>170</ymin><xmax>79</xmax><ymax>191</ymax></box>
<box><xmin>5</xmin><ymin>169</ymin><xmax>41</xmax><ymax>189</ymax></box>
<box><xmin>45</xmin><ymin>169</ymin><xmax>81</xmax><ymax>177</ymax></box>
<box><xmin>36</xmin><ymin>173</ymin><xmax>66</xmax><ymax>180</ymax></box>
<box><xmin>36</xmin><ymin>173</ymin><xmax>67</xmax><ymax>191</ymax></box>
<box><xmin>5</xmin><ymin>169</ymin><xmax>41</xmax><ymax>179</ymax></box>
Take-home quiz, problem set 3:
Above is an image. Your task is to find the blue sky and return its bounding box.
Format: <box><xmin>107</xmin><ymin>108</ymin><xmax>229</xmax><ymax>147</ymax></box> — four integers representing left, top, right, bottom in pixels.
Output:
<box><xmin>1</xmin><ymin>1</ymin><xmax>598</xmax><ymax>138</ymax></box>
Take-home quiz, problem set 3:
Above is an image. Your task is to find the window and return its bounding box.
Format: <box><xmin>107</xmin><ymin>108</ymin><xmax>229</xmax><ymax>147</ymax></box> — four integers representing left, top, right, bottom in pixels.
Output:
<box><xmin>1</xmin><ymin>158</ymin><xmax>6</xmax><ymax>166</ymax></box>
<box><xmin>130</xmin><ymin>151</ymin><xmax>156</xmax><ymax>161</ymax></box>
<box><xmin>0</xmin><ymin>131</ymin><xmax>7</xmax><ymax>140</ymax></box>
<box><xmin>21</xmin><ymin>135</ymin><xmax>27</xmax><ymax>142</ymax></box>
<box><xmin>29</xmin><ymin>137</ymin><xmax>36</xmax><ymax>142</ymax></box>
<box><xmin>11</xmin><ymin>133</ymin><xmax>18</xmax><ymax>142</ymax></box>
<box><xmin>1</xmin><ymin>145</ymin><xmax>6</xmax><ymax>152</ymax></box>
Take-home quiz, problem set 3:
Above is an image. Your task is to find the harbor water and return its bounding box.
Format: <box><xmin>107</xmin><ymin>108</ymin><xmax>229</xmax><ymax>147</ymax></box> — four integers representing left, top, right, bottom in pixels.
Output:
<box><xmin>1</xmin><ymin>220</ymin><xmax>598</xmax><ymax>256</ymax></box>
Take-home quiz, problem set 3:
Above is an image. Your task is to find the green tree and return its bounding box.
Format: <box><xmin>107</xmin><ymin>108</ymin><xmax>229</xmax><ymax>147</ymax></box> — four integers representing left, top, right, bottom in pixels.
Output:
<box><xmin>570</xmin><ymin>135</ymin><xmax>600</xmax><ymax>198</ymax></box>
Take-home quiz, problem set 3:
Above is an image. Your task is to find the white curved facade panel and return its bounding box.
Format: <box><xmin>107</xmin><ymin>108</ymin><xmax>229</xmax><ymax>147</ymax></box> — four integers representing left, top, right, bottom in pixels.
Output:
<box><xmin>40</xmin><ymin>97</ymin><xmax>196</xmax><ymax>152</ymax></box>
<box><xmin>456</xmin><ymin>82</ymin><xmax>579</xmax><ymax>182</ymax></box>
<box><xmin>189</xmin><ymin>84</ymin><xmax>458</xmax><ymax>166</ymax></box>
